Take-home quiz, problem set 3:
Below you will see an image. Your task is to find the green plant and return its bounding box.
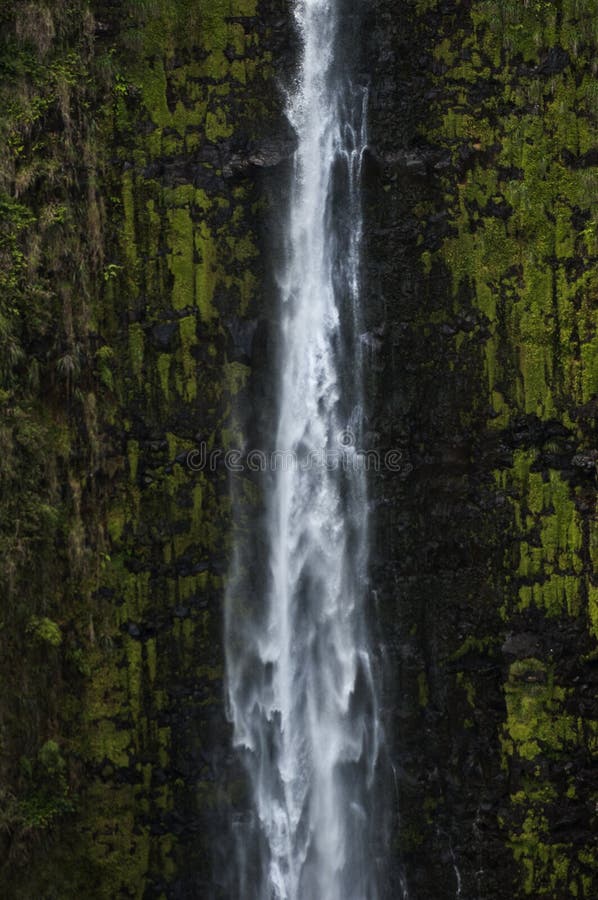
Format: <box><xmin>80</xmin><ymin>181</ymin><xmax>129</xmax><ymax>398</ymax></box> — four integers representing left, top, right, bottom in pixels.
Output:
<box><xmin>26</xmin><ymin>616</ymin><xmax>62</xmax><ymax>647</ymax></box>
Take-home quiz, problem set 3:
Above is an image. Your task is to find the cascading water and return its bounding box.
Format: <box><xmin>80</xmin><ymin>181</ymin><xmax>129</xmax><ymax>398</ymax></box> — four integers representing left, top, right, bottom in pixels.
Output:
<box><xmin>225</xmin><ymin>1</ymin><xmax>380</xmax><ymax>897</ymax></box>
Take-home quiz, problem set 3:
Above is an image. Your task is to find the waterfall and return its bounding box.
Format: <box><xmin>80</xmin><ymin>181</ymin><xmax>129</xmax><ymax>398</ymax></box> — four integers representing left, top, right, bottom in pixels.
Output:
<box><xmin>225</xmin><ymin>1</ymin><xmax>379</xmax><ymax>897</ymax></box>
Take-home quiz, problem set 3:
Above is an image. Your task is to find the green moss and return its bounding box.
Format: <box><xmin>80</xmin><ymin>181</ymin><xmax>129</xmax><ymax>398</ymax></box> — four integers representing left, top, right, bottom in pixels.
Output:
<box><xmin>194</xmin><ymin>221</ymin><xmax>218</xmax><ymax>319</ymax></box>
<box><xmin>417</xmin><ymin>671</ymin><xmax>429</xmax><ymax>707</ymax></box>
<box><xmin>127</xmin><ymin>439</ymin><xmax>139</xmax><ymax>482</ymax></box>
<box><xmin>157</xmin><ymin>352</ymin><xmax>171</xmax><ymax>399</ymax></box>
<box><xmin>87</xmin><ymin>718</ymin><xmax>131</xmax><ymax>768</ymax></box>
<box><xmin>228</xmin><ymin>231</ymin><xmax>258</xmax><ymax>262</ymax></box>
<box><xmin>146</xmin><ymin>638</ymin><xmax>157</xmax><ymax>683</ymax></box>
<box><xmin>223</xmin><ymin>361</ymin><xmax>250</xmax><ymax>396</ymax></box>
<box><xmin>126</xmin><ymin>638</ymin><xmax>143</xmax><ymax>725</ymax></box>
<box><xmin>456</xmin><ymin>671</ymin><xmax>476</xmax><ymax>708</ymax></box>
<box><xmin>509</xmin><ymin>804</ymin><xmax>574</xmax><ymax>896</ymax></box>
<box><xmin>26</xmin><ymin>615</ymin><xmax>62</xmax><ymax>647</ymax></box>
<box><xmin>121</xmin><ymin>170</ymin><xmax>139</xmax><ymax>275</ymax></box>
<box><xmin>451</xmin><ymin>634</ymin><xmax>496</xmax><ymax>660</ymax></box>
<box><xmin>588</xmin><ymin>583</ymin><xmax>598</xmax><ymax>641</ymax></box>
<box><xmin>140</xmin><ymin>58</ymin><xmax>170</xmax><ymax>128</ymax></box>
<box><xmin>74</xmin><ymin>783</ymin><xmax>150</xmax><ymax>898</ymax></box>
<box><xmin>503</xmin><ymin>659</ymin><xmax>576</xmax><ymax>761</ymax></box>
<box><xmin>498</xmin><ymin>454</ymin><xmax>585</xmax><ymax>620</ymax></box>
<box><xmin>205</xmin><ymin>106</ymin><xmax>233</xmax><ymax>141</ymax></box>
<box><xmin>179</xmin><ymin>314</ymin><xmax>197</xmax><ymax>401</ymax></box>
<box><xmin>128</xmin><ymin>323</ymin><xmax>145</xmax><ymax>383</ymax></box>
<box><xmin>499</xmin><ymin>659</ymin><xmax>584</xmax><ymax>891</ymax></box>
<box><xmin>107</xmin><ymin>506</ymin><xmax>126</xmax><ymax>543</ymax></box>
<box><xmin>168</xmin><ymin>206</ymin><xmax>194</xmax><ymax>311</ymax></box>
<box><xmin>430</xmin><ymin>10</ymin><xmax>598</xmax><ymax>422</ymax></box>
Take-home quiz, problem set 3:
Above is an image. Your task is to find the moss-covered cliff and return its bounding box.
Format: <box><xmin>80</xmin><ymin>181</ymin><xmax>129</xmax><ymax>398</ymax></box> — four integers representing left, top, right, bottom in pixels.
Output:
<box><xmin>1</xmin><ymin>0</ymin><xmax>596</xmax><ymax>898</ymax></box>
<box><xmin>365</xmin><ymin>0</ymin><xmax>597</xmax><ymax>897</ymax></box>
<box><xmin>0</xmin><ymin>1</ymin><xmax>286</xmax><ymax>896</ymax></box>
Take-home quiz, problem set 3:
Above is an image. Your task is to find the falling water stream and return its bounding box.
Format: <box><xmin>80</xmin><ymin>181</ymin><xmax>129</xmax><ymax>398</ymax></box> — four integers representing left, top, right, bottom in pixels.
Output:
<box><xmin>226</xmin><ymin>1</ymin><xmax>379</xmax><ymax>897</ymax></box>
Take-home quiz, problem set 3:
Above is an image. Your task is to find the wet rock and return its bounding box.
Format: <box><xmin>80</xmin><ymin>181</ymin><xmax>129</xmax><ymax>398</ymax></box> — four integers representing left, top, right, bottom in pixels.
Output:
<box><xmin>173</xmin><ymin>606</ymin><xmax>189</xmax><ymax>621</ymax></box>
<box><xmin>572</xmin><ymin>451</ymin><xmax>598</xmax><ymax>474</ymax></box>
<box><xmin>151</xmin><ymin>322</ymin><xmax>178</xmax><ymax>352</ymax></box>
<box><xmin>537</xmin><ymin>46</ymin><xmax>570</xmax><ymax>75</ymax></box>
<box><xmin>222</xmin><ymin>136</ymin><xmax>296</xmax><ymax>177</ymax></box>
<box><xmin>501</xmin><ymin>632</ymin><xmax>542</xmax><ymax>660</ymax></box>
<box><xmin>126</xmin><ymin>622</ymin><xmax>141</xmax><ymax>639</ymax></box>
<box><xmin>226</xmin><ymin>317</ymin><xmax>258</xmax><ymax>362</ymax></box>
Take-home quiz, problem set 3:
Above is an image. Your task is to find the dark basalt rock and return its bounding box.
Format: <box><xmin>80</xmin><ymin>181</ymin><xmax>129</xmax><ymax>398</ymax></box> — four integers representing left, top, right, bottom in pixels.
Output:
<box><xmin>572</xmin><ymin>451</ymin><xmax>598</xmax><ymax>475</ymax></box>
<box><xmin>226</xmin><ymin>316</ymin><xmax>258</xmax><ymax>362</ymax></box>
<box><xmin>222</xmin><ymin>135</ymin><xmax>297</xmax><ymax>177</ymax></box>
<box><xmin>537</xmin><ymin>46</ymin><xmax>570</xmax><ymax>76</ymax></box>
<box><xmin>501</xmin><ymin>632</ymin><xmax>543</xmax><ymax>660</ymax></box>
<box><xmin>151</xmin><ymin>322</ymin><xmax>179</xmax><ymax>352</ymax></box>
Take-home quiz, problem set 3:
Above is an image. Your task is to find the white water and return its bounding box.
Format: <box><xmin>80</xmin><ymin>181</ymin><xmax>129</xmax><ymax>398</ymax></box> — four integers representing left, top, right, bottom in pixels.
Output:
<box><xmin>226</xmin><ymin>2</ymin><xmax>379</xmax><ymax>897</ymax></box>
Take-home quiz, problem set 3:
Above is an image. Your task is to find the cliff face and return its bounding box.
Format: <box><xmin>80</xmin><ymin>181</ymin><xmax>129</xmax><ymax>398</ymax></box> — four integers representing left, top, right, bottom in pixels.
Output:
<box><xmin>0</xmin><ymin>1</ymin><xmax>288</xmax><ymax>896</ymax></box>
<box><xmin>364</xmin><ymin>1</ymin><xmax>597</xmax><ymax>897</ymax></box>
<box><xmin>0</xmin><ymin>1</ymin><xmax>596</xmax><ymax>899</ymax></box>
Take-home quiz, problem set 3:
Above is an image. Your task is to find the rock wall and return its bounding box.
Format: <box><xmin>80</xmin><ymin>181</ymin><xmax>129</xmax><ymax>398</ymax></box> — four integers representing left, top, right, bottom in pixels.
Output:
<box><xmin>364</xmin><ymin>1</ymin><xmax>597</xmax><ymax>897</ymax></box>
<box><xmin>0</xmin><ymin>1</ymin><xmax>288</xmax><ymax>896</ymax></box>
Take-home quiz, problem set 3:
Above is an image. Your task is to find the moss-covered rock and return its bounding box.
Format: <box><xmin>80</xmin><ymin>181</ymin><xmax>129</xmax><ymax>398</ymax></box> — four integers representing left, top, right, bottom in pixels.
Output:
<box><xmin>365</xmin><ymin>0</ymin><xmax>597</xmax><ymax>896</ymax></box>
<box><xmin>0</xmin><ymin>0</ymin><xmax>285</xmax><ymax>895</ymax></box>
